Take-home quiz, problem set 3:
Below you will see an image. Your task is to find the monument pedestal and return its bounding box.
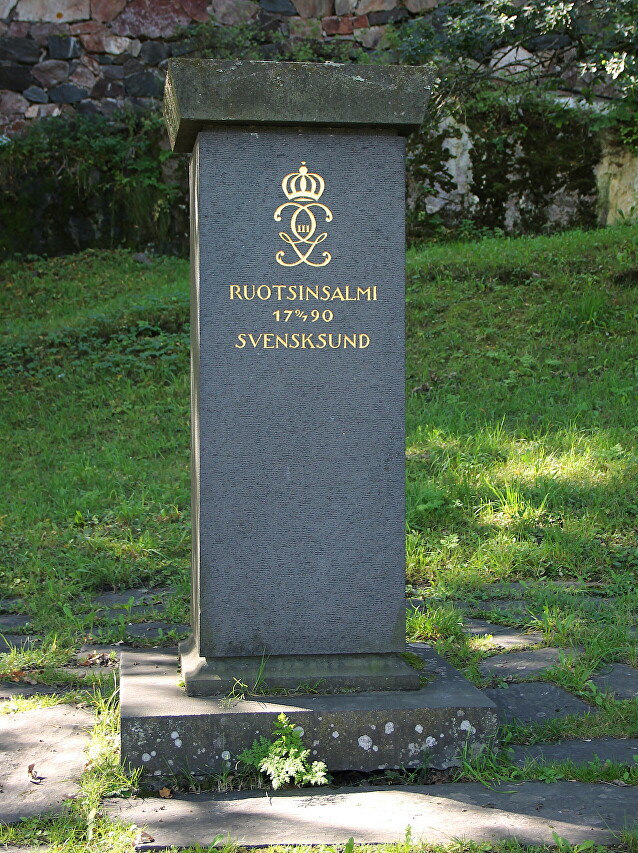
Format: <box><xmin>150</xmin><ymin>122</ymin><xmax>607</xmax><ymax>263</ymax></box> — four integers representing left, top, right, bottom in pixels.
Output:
<box><xmin>121</xmin><ymin>646</ymin><xmax>497</xmax><ymax>778</ymax></box>
<box><xmin>120</xmin><ymin>60</ymin><xmax>498</xmax><ymax>776</ymax></box>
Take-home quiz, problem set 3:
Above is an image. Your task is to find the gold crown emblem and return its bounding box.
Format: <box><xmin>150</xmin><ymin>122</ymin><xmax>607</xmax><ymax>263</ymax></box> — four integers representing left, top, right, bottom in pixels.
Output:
<box><xmin>281</xmin><ymin>162</ymin><xmax>325</xmax><ymax>202</ymax></box>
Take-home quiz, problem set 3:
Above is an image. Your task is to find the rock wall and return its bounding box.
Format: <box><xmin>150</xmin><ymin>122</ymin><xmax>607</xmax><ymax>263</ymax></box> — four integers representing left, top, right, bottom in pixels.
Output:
<box><xmin>0</xmin><ymin>0</ymin><xmax>422</xmax><ymax>134</ymax></box>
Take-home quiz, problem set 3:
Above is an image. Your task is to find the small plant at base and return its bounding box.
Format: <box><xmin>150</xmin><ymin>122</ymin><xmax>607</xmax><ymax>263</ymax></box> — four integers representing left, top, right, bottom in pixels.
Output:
<box><xmin>238</xmin><ymin>712</ymin><xmax>329</xmax><ymax>790</ymax></box>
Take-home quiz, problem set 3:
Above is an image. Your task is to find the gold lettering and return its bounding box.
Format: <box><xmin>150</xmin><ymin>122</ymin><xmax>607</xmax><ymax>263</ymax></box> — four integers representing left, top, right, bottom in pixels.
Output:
<box><xmin>235</xmin><ymin>333</ymin><xmax>247</xmax><ymax>349</ymax></box>
<box><xmin>248</xmin><ymin>333</ymin><xmax>262</xmax><ymax>347</ymax></box>
<box><xmin>287</xmin><ymin>286</ymin><xmax>298</xmax><ymax>300</ymax></box>
<box><xmin>343</xmin><ymin>287</ymin><xmax>357</xmax><ymax>302</ymax></box>
<box><xmin>316</xmin><ymin>333</ymin><xmax>327</xmax><ymax>349</ymax></box>
<box><xmin>321</xmin><ymin>286</ymin><xmax>331</xmax><ymax>301</ymax></box>
<box><xmin>257</xmin><ymin>285</ymin><xmax>271</xmax><ymax>300</ymax></box>
<box><xmin>343</xmin><ymin>334</ymin><xmax>357</xmax><ymax>348</ymax></box>
<box><xmin>360</xmin><ymin>334</ymin><xmax>370</xmax><ymax>349</ymax></box>
<box><xmin>331</xmin><ymin>287</ymin><xmax>345</xmax><ymax>301</ymax></box>
<box><xmin>243</xmin><ymin>285</ymin><xmax>256</xmax><ymax>301</ymax></box>
<box><xmin>305</xmin><ymin>286</ymin><xmax>319</xmax><ymax>300</ymax></box>
<box><xmin>275</xmin><ymin>334</ymin><xmax>288</xmax><ymax>348</ymax></box>
<box><xmin>230</xmin><ymin>284</ymin><xmax>242</xmax><ymax>300</ymax></box>
<box><xmin>301</xmin><ymin>333</ymin><xmax>315</xmax><ymax>349</ymax></box>
<box><xmin>273</xmin><ymin>285</ymin><xmax>286</xmax><ymax>300</ymax></box>
<box><xmin>289</xmin><ymin>333</ymin><xmax>300</xmax><ymax>349</ymax></box>
<box><xmin>356</xmin><ymin>287</ymin><xmax>373</xmax><ymax>300</ymax></box>
<box><xmin>263</xmin><ymin>333</ymin><xmax>274</xmax><ymax>348</ymax></box>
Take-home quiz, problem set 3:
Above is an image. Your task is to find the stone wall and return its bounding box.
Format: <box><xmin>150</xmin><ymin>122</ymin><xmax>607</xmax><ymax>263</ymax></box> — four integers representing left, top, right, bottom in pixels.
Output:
<box><xmin>0</xmin><ymin>0</ymin><xmax>426</xmax><ymax>135</ymax></box>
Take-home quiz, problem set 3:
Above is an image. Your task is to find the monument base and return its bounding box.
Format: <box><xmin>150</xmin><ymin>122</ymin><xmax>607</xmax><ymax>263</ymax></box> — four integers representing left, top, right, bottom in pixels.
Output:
<box><xmin>120</xmin><ymin>646</ymin><xmax>498</xmax><ymax>778</ymax></box>
<box><xmin>179</xmin><ymin>635</ymin><xmax>420</xmax><ymax>696</ymax></box>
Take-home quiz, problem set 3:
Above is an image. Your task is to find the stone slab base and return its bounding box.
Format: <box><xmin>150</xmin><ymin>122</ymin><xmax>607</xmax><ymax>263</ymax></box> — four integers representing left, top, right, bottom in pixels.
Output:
<box><xmin>104</xmin><ymin>781</ymin><xmax>638</xmax><ymax>848</ymax></box>
<box><xmin>179</xmin><ymin>634</ymin><xmax>420</xmax><ymax>695</ymax></box>
<box><xmin>120</xmin><ymin>647</ymin><xmax>497</xmax><ymax>778</ymax></box>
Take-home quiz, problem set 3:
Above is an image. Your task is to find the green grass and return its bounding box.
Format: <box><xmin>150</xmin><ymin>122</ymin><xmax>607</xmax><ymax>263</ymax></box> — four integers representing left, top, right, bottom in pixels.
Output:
<box><xmin>2</xmin><ymin>226</ymin><xmax>638</xmax><ymax>849</ymax></box>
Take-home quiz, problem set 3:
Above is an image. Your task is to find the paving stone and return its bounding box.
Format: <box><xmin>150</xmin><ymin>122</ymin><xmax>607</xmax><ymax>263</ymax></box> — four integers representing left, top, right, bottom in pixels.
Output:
<box><xmin>508</xmin><ymin>738</ymin><xmax>638</xmax><ymax>767</ymax></box>
<box><xmin>0</xmin><ymin>598</ymin><xmax>22</xmax><ymax>613</ymax></box>
<box><xmin>479</xmin><ymin>647</ymin><xmax>567</xmax><ymax>679</ymax></box>
<box><xmin>0</xmin><ymin>613</ymin><xmax>32</xmax><ymax>630</ymax></box>
<box><xmin>463</xmin><ymin>619</ymin><xmax>543</xmax><ymax>649</ymax></box>
<box><xmin>125</xmin><ymin>621</ymin><xmax>189</xmax><ymax>640</ymax></box>
<box><xmin>483</xmin><ymin>682</ymin><xmax>594</xmax><ymax>725</ymax></box>
<box><xmin>104</xmin><ymin>781</ymin><xmax>638</xmax><ymax>846</ymax></box>
<box><xmin>469</xmin><ymin>599</ymin><xmax>529</xmax><ymax>616</ymax></box>
<box><xmin>0</xmin><ymin>704</ymin><xmax>93</xmax><ymax>824</ymax></box>
<box><xmin>591</xmin><ymin>663</ymin><xmax>638</xmax><ymax>700</ymax></box>
<box><xmin>0</xmin><ymin>634</ymin><xmax>40</xmax><ymax>653</ymax></box>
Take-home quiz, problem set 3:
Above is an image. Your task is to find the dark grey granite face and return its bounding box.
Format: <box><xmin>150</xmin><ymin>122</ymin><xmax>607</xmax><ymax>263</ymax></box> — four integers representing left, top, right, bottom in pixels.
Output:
<box><xmin>191</xmin><ymin>127</ymin><xmax>406</xmax><ymax>659</ymax></box>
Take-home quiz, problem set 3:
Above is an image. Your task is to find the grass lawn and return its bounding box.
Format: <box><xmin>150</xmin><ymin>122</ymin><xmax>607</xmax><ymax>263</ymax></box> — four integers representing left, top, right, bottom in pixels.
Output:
<box><xmin>1</xmin><ymin>226</ymin><xmax>638</xmax><ymax>851</ymax></box>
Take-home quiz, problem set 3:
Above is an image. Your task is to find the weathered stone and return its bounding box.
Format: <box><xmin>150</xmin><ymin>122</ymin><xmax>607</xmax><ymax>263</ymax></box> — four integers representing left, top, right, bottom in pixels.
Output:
<box><xmin>292</xmin><ymin>0</ymin><xmax>332</xmax><ymax>16</ymax></box>
<box><xmin>211</xmin><ymin>0</ymin><xmax>259</xmax><ymax>25</ymax></box>
<box><xmin>321</xmin><ymin>13</ymin><xmax>352</xmax><ymax>33</ymax></box>
<box><xmin>404</xmin><ymin>0</ymin><xmax>439</xmax><ymax>11</ymax></box>
<box><xmin>121</xmin><ymin>649</ymin><xmax>497</xmax><ymax>775</ymax></box>
<box><xmin>123</xmin><ymin>67</ymin><xmax>163</xmax><ymax>97</ymax></box>
<box><xmin>367</xmin><ymin>7</ymin><xmax>407</xmax><ymax>23</ymax></box>
<box><xmin>31</xmin><ymin>21</ymin><xmax>70</xmax><ymax>42</ymax></box>
<box><xmin>179</xmin><ymin>0</ymin><xmax>209</xmax><ymax>22</ymax></box>
<box><xmin>354</xmin><ymin>24</ymin><xmax>384</xmax><ymax>47</ymax></box>
<box><xmin>0</xmin><ymin>705</ymin><xmax>93</xmax><ymax>824</ymax></box>
<box><xmin>352</xmin><ymin>13</ymin><xmax>368</xmax><ymax>26</ymax></box>
<box><xmin>463</xmin><ymin>619</ymin><xmax>544</xmax><ymax>650</ymax></box>
<box><xmin>0</xmin><ymin>63</ymin><xmax>33</xmax><ymax>90</ymax></box>
<box><xmin>7</xmin><ymin>20</ymin><xmax>28</xmax><ymax>36</ymax></box>
<box><xmin>47</xmin><ymin>34</ymin><xmax>80</xmax><ymax>58</ymax></box>
<box><xmin>479</xmin><ymin>647</ymin><xmax>567</xmax><ymax>679</ymax></box>
<box><xmin>22</xmin><ymin>83</ymin><xmax>47</xmax><ymax>101</ymax></box>
<box><xmin>483</xmin><ymin>682</ymin><xmax>594</xmax><ymax>725</ymax></box>
<box><xmin>69</xmin><ymin>63</ymin><xmax>95</xmax><ymax>88</ymax></box>
<box><xmin>0</xmin><ymin>0</ymin><xmax>18</xmax><ymax>20</ymax></box>
<box><xmin>35</xmin><ymin>101</ymin><xmax>62</xmax><ymax>116</ymax></box>
<box><xmin>0</xmin><ymin>36</ymin><xmax>40</xmax><ymax>63</ymax></box>
<box><xmin>32</xmin><ymin>58</ymin><xmax>69</xmax><ymax>86</ymax></box>
<box><xmin>355</xmin><ymin>0</ymin><xmax>394</xmax><ymax>13</ymax></box>
<box><xmin>100</xmin><ymin>62</ymin><xmax>124</xmax><ymax>78</ymax></box>
<box><xmin>69</xmin><ymin>18</ymin><xmax>102</xmax><ymax>33</ymax></box>
<box><xmin>591</xmin><ymin>664</ymin><xmax>638</xmax><ymax>700</ymax></box>
<box><xmin>490</xmin><ymin>45</ymin><xmax>535</xmax><ymax>76</ymax></box>
<box><xmin>90</xmin><ymin>0</ymin><xmax>125</xmax><ymax>22</ymax></box>
<box><xmin>164</xmin><ymin>59</ymin><xmax>433</xmax><ymax>151</ymax></box>
<box><xmin>334</xmin><ymin>0</ymin><xmax>355</xmax><ymax>13</ymax></box>
<box><xmin>260</xmin><ymin>0</ymin><xmax>296</xmax><ymax>13</ymax></box>
<box><xmin>288</xmin><ymin>15</ymin><xmax>322</xmax><ymax>37</ymax></box>
<box><xmin>15</xmin><ymin>0</ymin><xmax>90</xmax><ymax>23</ymax></box>
<box><xmin>140</xmin><ymin>39</ymin><xmax>171</xmax><ymax>65</ymax></box>
<box><xmin>111</xmin><ymin>0</ymin><xmax>191</xmax><ymax>38</ymax></box>
<box><xmin>48</xmin><ymin>81</ymin><xmax>86</xmax><ymax>101</ymax></box>
<box><xmin>0</xmin><ymin>89</ymin><xmax>28</xmax><ymax>112</ymax></box>
<box><xmin>105</xmin><ymin>782</ymin><xmax>638</xmax><ymax>846</ymax></box>
<box><xmin>80</xmin><ymin>31</ymin><xmax>131</xmax><ymax>53</ymax></box>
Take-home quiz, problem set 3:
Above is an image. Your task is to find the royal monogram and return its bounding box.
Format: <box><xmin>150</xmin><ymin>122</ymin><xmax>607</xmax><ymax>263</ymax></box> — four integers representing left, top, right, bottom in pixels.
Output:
<box><xmin>274</xmin><ymin>162</ymin><xmax>333</xmax><ymax>268</ymax></box>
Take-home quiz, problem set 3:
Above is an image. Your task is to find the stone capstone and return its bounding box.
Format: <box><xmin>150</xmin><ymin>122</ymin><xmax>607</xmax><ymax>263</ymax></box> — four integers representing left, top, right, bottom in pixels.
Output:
<box><xmin>32</xmin><ymin>58</ymin><xmax>69</xmax><ymax>86</ymax></box>
<box><xmin>111</xmin><ymin>0</ymin><xmax>191</xmax><ymax>38</ymax></box>
<box><xmin>211</xmin><ymin>0</ymin><xmax>259</xmax><ymax>25</ymax></box>
<box><xmin>0</xmin><ymin>63</ymin><xmax>34</xmax><ymax>90</ymax></box>
<box><xmin>47</xmin><ymin>34</ymin><xmax>80</xmax><ymax>58</ymax></box>
<box><xmin>0</xmin><ymin>36</ymin><xmax>40</xmax><ymax>63</ymax></box>
<box><xmin>163</xmin><ymin>59</ymin><xmax>433</xmax><ymax>152</ymax></box>
<box><xmin>15</xmin><ymin>0</ymin><xmax>90</xmax><ymax>23</ymax></box>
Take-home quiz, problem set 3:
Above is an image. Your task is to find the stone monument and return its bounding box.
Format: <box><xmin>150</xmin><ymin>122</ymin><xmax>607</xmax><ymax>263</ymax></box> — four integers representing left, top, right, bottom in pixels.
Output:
<box><xmin>120</xmin><ymin>60</ymin><xmax>497</xmax><ymax>777</ymax></box>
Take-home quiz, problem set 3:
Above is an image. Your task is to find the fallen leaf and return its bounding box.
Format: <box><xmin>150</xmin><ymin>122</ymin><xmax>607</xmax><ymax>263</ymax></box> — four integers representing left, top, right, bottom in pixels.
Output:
<box><xmin>135</xmin><ymin>831</ymin><xmax>155</xmax><ymax>844</ymax></box>
<box><xmin>158</xmin><ymin>786</ymin><xmax>172</xmax><ymax>799</ymax></box>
